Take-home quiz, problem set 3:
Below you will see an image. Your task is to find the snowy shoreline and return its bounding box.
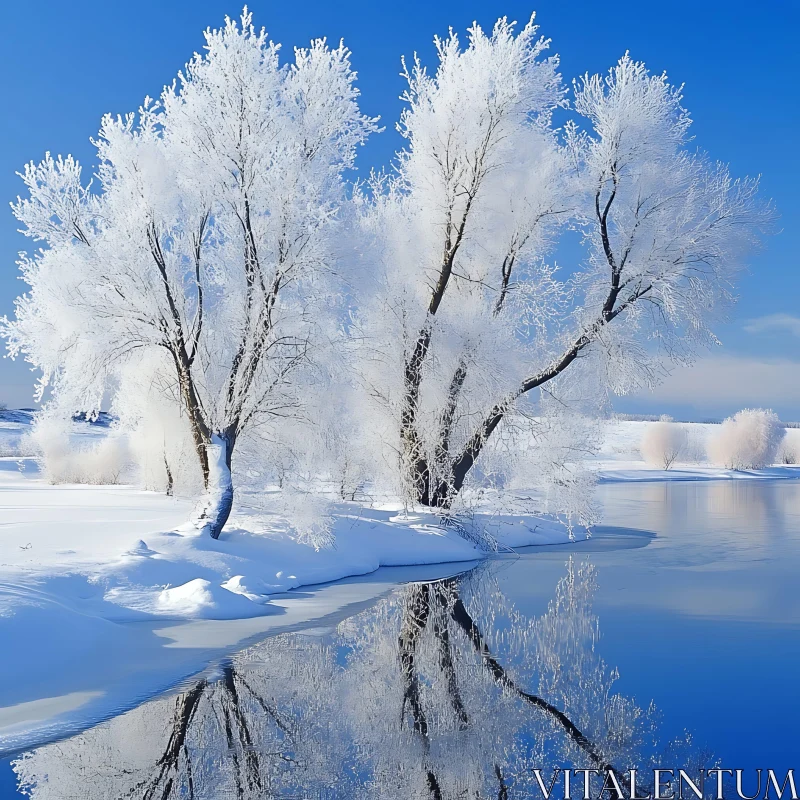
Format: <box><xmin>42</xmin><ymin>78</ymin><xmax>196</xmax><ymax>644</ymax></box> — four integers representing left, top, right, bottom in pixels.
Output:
<box><xmin>596</xmin><ymin>463</ymin><xmax>800</xmax><ymax>483</ymax></box>
<box><xmin>0</xmin><ymin>455</ymin><xmax>574</xmax><ymax>619</ymax></box>
<box><xmin>4</xmin><ymin>414</ymin><xmax>800</xmax><ymax>619</ymax></box>
<box><xmin>4</xmin><ymin>414</ymin><xmax>800</xmax><ymax>625</ymax></box>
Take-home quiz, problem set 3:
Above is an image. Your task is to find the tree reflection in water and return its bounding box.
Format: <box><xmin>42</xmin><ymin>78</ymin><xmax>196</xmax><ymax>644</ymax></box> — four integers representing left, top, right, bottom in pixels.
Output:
<box><xmin>13</xmin><ymin>558</ymin><xmax>712</xmax><ymax>799</ymax></box>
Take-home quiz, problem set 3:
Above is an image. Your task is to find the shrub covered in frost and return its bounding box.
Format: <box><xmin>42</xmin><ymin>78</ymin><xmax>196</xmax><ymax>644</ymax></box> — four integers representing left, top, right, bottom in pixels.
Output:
<box><xmin>0</xmin><ymin>433</ymin><xmax>37</xmax><ymax>458</ymax></box>
<box><xmin>640</xmin><ymin>416</ymin><xmax>688</xmax><ymax>469</ymax></box>
<box><xmin>777</xmin><ymin>429</ymin><xmax>800</xmax><ymax>465</ymax></box>
<box><xmin>31</xmin><ymin>416</ymin><xmax>131</xmax><ymax>485</ymax></box>
<box><xmin>707</xmin><ymin>408</ymin><xmax>784</xmax><ymax>469</ymax></box>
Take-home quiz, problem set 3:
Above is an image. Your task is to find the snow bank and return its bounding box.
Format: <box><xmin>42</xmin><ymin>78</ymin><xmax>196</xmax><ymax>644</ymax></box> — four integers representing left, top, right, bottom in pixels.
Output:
<box><xmin>116</xmin><ymin>502</ymin><xmax>565</xmax><ymax>617</ymax></box>
<box><xmin>0</xmin><ymin>469</ymin><xmax>572</xmax><ymax>624</ymax></box>
<box><xmin>0</xmin><ymin>413</ymin><xmax>579</xmax><ymax>626</ymax></box>
<box><xmin>4</xmin><ymin>414</ymin><xmax>800</xmax><ymax>632</ymax></box>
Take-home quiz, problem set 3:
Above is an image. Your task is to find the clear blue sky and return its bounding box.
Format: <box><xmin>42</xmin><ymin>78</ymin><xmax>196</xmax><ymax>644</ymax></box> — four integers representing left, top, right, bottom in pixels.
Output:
<box><xmin>0</xmin><ymin>0</ymin><xmax>797</xmax><ymax>419</ymax></box>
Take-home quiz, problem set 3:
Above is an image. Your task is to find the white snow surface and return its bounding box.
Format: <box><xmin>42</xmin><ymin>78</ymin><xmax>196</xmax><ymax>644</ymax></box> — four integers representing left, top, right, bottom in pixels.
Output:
<box><xmin>0</xmin><ymin>455</ymin><xmax>565</xmax><ymax>621</ymax></box>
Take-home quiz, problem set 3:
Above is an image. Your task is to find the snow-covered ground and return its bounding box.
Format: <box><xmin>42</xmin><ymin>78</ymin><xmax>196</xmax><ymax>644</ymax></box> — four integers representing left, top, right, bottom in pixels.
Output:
<box><xmin>0</xmin><ymin>410</ymin><xmax>572</xmax><ymax>619</ymax></box>
<box><xmin>2</xmin><ymin>411</ymin><xmax>800</xmax><ymax>753</ymax></box>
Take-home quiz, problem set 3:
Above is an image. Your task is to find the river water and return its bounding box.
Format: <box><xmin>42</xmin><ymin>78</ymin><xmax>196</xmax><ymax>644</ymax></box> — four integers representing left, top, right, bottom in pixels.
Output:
<box><xmin>2</xmin><ymin>479</ymin><xmax>799</xmax><ymax>798</ymax></box>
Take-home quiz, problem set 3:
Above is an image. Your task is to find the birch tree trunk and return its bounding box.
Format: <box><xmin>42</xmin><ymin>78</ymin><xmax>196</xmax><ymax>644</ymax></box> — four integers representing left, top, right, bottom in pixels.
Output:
<box><xmin>194</xmin><ymin>430</ymin><xmax>236</xmax><ymax>540</ymax></box>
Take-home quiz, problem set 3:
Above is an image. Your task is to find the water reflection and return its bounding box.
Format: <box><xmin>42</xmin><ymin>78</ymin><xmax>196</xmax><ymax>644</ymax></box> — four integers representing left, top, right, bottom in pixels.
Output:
<box><xmin>619</xmin><ymin>480</ymin><xmax>800</xmax><ymax>544</ymax></box>
<box><xmin>12</xmin><ymin>559</ymin><xmax>710</xmax><ymax>798</ymax></box>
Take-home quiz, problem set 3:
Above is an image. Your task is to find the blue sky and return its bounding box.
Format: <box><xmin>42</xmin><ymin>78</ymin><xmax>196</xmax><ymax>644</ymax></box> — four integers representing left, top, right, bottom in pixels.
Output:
<box><xmin>0</xmin><ymin>0</ymin><xmax>797</xmax><ymax>419</ymax></box>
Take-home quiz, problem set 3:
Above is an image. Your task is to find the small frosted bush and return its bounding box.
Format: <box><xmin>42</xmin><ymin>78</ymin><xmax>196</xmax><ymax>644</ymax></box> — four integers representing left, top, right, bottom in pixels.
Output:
<box><xmin>777</xmin><ymin>430</ymin><xmax>800</xmax><ymax>464</ymax></box>
<box><xmin>0</xmin><ymin>438</ymin><xmax>19</xmax><ymax>457</ymax></box>
<box><xmin>640</xmin><ymin>416</ymin><xmax>688</xmax><ymax>469</ymax></box>
<box><xmin>0</xmin><ymin>432</ymin><xmax>38</xmax><ymax>458</ymax></box>
<box><xmin>32</xmin><ymin>416</ymin><xmax>131</xmax><ymax>484</ymax></box>
<box><xmin>707</xmin><ymin>408</ymin><xmax>785</xmax><ymax>469</ymax></box>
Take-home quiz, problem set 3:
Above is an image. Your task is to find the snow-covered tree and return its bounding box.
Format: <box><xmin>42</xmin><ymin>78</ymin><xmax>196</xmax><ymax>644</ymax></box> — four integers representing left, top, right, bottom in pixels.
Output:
<box><xmin>1</xmin><ymin>11</ymin><xmax>377</xmax><ymax>537</ymax></box>
<box><xmin>640</xmin><ymin>416</ymin><xmax>688</xmax><ymax>470</ymax></box>
<box><xmin>708</xmin><ymin>408</ymin><xmax>785</xmax><ymax>470</ymax></box>
<box><xmin>1</xmin><ymin>10</ymin><xmax>772</xmax><ymax>537</ymax></box>
<box><xmin>352</xmin><ymin>19</ymin><xmax>770</xmax><ymax>512</ymax></box>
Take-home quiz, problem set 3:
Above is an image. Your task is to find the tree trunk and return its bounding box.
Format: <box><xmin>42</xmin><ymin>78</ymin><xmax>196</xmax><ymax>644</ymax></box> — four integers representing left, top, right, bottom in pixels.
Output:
<box><xmin>177</xmin><ymin>369</ymin><xmax>210</xmax><ymax>488</ymax></box>
<box><xmin>401</xmin><ymin>326</ymin><xmax>433</xmax><ymax>506</ymax></box>
<box><xmin>196</xmin><ymin>427</ymin><xmax>236</xmax><ymax>540</ymax></box>
<box><xmin>164</xmin><ymin>454</ymin><xmax>174</xmax><ymax>497</ymax></box>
